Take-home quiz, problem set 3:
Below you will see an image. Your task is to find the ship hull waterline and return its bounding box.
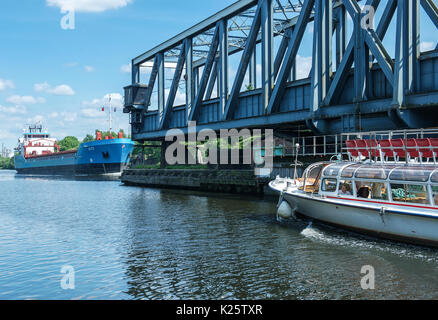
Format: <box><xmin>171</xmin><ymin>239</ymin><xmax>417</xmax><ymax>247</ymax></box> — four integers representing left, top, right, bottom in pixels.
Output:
<box><xmin>282</xmin><ymin>192</ymin><xmax>438</xmax><ymax>248</ymax></box>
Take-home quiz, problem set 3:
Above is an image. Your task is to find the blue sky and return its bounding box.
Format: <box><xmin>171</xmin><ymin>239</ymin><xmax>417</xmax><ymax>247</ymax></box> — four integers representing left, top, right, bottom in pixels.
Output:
<box><xmin>0</xmin><ymin>0</ymin><xmax>437</xmax><ymax>150</ymax></box>
<box><xmin>0</xmin><ymin>0</ymin><xmax>236</xmax><ymax>149</ymax></box>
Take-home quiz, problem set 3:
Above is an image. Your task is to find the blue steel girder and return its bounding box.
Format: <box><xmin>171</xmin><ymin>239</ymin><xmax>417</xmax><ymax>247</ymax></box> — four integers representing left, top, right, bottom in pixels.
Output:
<box><xmin>266</xmin><ymin>0</ymin><xmax>315</xmax><ymax>114</ymax></box>
<box><xmin>127</xmin><ymin>0</ymin><xmax>438</xmax><ymax>140</ymax></box>
<box><xmin>189</xmin><ymin>23</ymin><xmax>221</xmax><ymax>122</ymax></box>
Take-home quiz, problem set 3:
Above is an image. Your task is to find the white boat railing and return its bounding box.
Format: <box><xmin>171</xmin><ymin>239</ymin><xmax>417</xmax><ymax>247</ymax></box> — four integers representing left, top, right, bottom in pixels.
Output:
<box><xmin>273</xmin><ymin>129</ymin><xmax>438</xmax><ymax>165</ymax></box>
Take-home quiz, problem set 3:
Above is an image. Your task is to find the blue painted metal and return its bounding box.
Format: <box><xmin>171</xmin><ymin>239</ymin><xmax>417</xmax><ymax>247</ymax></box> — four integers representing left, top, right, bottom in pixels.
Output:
<box><xmin>125</xmin><ymin>0</ymin><xmax>438</xmax><ymax>141</ymax></box>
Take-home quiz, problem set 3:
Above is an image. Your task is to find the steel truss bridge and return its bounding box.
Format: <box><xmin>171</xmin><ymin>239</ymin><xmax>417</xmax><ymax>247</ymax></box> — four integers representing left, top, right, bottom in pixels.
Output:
<box><xmin>124</xmin><ymin>0</ymin><xmax>438</xmax><ymax>142</ymax></box>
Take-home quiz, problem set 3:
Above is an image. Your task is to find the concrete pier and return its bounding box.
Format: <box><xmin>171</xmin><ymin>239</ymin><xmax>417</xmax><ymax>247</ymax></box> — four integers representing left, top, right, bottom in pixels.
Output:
<box><xmin>121</xmin><ymin>169</ymin><xmax>271</xmax><ymax>194</ymax></box>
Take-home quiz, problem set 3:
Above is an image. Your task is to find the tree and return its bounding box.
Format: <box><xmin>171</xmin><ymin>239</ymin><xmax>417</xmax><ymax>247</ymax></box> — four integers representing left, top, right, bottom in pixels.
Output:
<box><xmin>58</xmin><ymin>136</ymin><xmax>80</xmax><ymax>152</ymax></box>
<box><xmin>0</xmin><ymin>156</ymin><xmax>14</xmax><ymax>170</ymax></box>
<box><xmin>82</xmin><ymin>134</ymin><xmax>95</xmax><ymax>143</ymax></box>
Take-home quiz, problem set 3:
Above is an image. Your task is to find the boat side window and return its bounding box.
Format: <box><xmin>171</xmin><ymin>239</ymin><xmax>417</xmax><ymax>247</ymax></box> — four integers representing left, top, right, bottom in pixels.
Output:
<box><xmin>338</xmin><ymin>180</ymin><xmax>353</xmax><ymax>196</ymax></box>
<box><xmin>355</xmin><ymin>182</ymin><xmax>388</xmax><ymax>200</ymax></box>
<box><xmin>370</xmin><ymin>182</ymin><xmax>388</xmax><ymax>200</ymax></box>
<box><xmin>322</xmin><ymin>178</ymin><xmax>337</xmax><ymax>192</ymax></box>
<box><xmin>431</xmin><ymin>186</ymin><xmax>438</xmax><ymax>206</ymax></box>
<box><xmin>391</xmin><ymin>184</ymin><xmax>429</xmax><ymax>204</ymax></box>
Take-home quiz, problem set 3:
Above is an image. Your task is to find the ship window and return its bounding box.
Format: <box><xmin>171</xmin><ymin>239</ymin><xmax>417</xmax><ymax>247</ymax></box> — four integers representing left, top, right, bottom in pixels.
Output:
<box><xmin>389</xmin><ymin>167</ymin><xmax>434</xmax><ymax>182</ymax></box>
<box><xmin>432</xmin><ymin>186</ymin><xmax>438</xmax><ymax>206</ymax></box>
<box><xmin>353</xmin><ymin>181</ymin><xmax>387</xmax><ymax>200</ymax></box>
<box><xmin>322</xmin><ymin>178</ymin><xmax>337</xmax><ymax>192</ymax></box>
<box><xmin>391</xmin><ymin>184</ymin><xmax>429</xmax><ymax>204</ymax></box>
<box><xmin>338</xmin><ymin>180</ymin><xmax>353</xmax><ymax>196</ymax></box>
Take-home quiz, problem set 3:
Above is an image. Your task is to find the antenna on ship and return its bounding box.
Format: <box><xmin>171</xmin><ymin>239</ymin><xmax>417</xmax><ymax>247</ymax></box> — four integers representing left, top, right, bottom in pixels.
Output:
<box><xmin>109</xmin><ymin>94</ymin><xmax>112</xmax><ymax>134</ymax></box>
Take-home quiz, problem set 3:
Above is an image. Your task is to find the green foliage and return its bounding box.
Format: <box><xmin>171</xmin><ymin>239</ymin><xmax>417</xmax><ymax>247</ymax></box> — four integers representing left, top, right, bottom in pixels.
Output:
<box><xmin>245</xmin><ymin>83</ymin><xmax>254</xmax><ymax>91</ymax></box>
<box><xmin>0</xmin><ymin>156</ymin><xmax>14</xmax><ymax>170</ymax></box>
<box><xmin>82</xmin><ymin>134</ymin><xmax>95</xmax><ymax>143</ymax></box>
<box><xmin>133</xmin><ymin>141</ymin><xmax>161</xmax><ymax>161</ymax></box>
<box><xmin>58</xmin><ymin>136</ymin><xmax>80</xmax><ymax>152</ymax></box>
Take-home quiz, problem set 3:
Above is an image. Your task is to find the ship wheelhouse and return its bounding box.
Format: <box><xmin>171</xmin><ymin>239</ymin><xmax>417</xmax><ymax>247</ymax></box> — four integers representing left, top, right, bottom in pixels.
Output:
<box><xmin>308</xmin><ymin>162</ymin><xmax>438</xmax><ymax>207</ymax></box>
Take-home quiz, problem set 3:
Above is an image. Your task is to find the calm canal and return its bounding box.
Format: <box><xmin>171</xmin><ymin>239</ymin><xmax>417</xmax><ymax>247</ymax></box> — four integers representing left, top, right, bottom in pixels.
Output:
<box><xmin>1</xmin><ymin>170</ymin><xmax>438</xmax><ymax>300</ymax></box>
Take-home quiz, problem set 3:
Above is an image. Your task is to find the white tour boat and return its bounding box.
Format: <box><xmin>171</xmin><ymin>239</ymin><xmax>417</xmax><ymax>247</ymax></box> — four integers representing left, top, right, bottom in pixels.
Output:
<box><xmin>270</xmin><ymin>136</ymin><xmax>438</xmax><ymax>247</ymax></box>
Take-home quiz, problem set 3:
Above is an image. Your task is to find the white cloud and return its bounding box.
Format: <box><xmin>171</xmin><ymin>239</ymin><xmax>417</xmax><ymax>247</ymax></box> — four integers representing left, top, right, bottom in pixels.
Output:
<box><xmin>421</xmin><ymin>41</ymin><xmax>435</xmax><ymax>52</ymax></box>
<box><xmin>121</xmin><ymin>63</ymin><xmax>131</xmax><ymax>73</ymax></box>
<box><xmin>34</xmin><ymin>82</ymin><xmax>51</xmax><ymax>92</ymax></box>
<box><xmin>0</xmin><ymin>105</ymin><xmax>27</xmax><ymax>115</ymax></box>
<box><xmin>48</xmin><ymin>84</ymin><xmax>75</xmax><ymax>96</ymax></box>
<box><xmin>34</xmin><ymin>82</ymin><xmax>75</xmax><ymax>96</ymax></box>
<box><xmin>85</xmin><ymin>65</ymin><xmax>95</xmax><ymax>72</ymax></box>
<box><xmin>0</xmin><ymin>79</ymin><xmax>14</xmax><ymax>91</ymax></box>
<box><xmin>46</xmin><ymin>0</ymin><xmax>132</xmax><ymax>13</ymax></box>
<box><xmin>6</xmin><ymin>95</ymin><xmax>46</xmax><ymax>105</ymax></box>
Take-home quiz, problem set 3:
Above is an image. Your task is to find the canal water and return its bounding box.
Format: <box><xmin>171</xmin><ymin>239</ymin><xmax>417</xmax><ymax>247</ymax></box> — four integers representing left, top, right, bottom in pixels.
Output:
<box><xmin>1</xmin><ymin>169</ymin><xmax>438</xmax><ymax>300</ymax></box>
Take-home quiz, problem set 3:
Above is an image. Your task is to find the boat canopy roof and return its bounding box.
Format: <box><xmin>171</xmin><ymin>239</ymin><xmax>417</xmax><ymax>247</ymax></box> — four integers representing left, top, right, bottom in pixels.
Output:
<box><xmin>322</xmin><ymin>162</ymin><xmax>438</xmax><ymax>183</ymax></box>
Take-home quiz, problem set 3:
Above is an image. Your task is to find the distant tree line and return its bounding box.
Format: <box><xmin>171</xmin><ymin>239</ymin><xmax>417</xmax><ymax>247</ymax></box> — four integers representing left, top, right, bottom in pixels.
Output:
<box><xmin>0</xmin><ymin>156</ymin><xmax>14</xmax><ymax>170</ymax></box>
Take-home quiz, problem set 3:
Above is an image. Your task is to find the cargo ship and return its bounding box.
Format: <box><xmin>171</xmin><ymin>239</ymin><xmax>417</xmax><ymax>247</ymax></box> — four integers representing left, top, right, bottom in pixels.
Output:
<box><xmin>14</xmin><ymin>124</ymin><xmax>135</xmax><ymax>176</ymax></box>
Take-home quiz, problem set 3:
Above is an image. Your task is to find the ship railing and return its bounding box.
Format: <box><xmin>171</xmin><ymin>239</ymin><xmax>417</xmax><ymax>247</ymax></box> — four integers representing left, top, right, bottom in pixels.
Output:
<box><xmin>341</xmin><ymin>128</ymin><xmax>438</xmax><ymax>164</ymax></box>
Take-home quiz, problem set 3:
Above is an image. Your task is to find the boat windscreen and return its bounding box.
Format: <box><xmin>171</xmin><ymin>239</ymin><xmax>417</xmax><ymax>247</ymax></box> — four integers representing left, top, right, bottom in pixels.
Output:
<box><xmin>389</xmin><ymin>166</ymin><xmax>436</xmax><ymax>182</ymax></box>
<box><xmin>431</xmin><ymin>171</ymin><xmax>438</xmax><ymax>183</ymax></box>
<box><xmin>355</xmin><ymin>165</ymin><xmax>397</xmax><ymax>180</ymax></box>
<box><xmin>340</xmin><ymin>164</ymin><xmax>362</xmax><ymax>178</ymax></box>
<box><xmin>323</xmin><ymin>163</ymin><xmax>347</xmax><ymax>177</ymax></box>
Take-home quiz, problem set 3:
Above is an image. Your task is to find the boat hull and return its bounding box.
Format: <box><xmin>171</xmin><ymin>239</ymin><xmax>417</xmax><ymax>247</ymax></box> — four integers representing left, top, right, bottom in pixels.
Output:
<box><xmin>14</xmin><ymin>138</ymin><xmax>134</xmax><ymax>177</ymax></box>
<box><xmin>283</xmin><ymin>193</ymin><xmax>438</xmax><ymax>247</ymax></box>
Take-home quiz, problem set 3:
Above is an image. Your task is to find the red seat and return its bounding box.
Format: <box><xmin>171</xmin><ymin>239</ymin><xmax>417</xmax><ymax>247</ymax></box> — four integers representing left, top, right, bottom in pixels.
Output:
<box><xmin>346</xmin><ymin>140</ymin><xmax>359</xmax><ymax>158</ymax></box>
<box><xmin>391</xmin><ymin>139</ymin><xmax>406</xmax><ymax>159</ymax></box>
<box><xmin>379</xmin><ymin>139</ymin><xmax>395</xmax><ymax>159</ymax></box>
<box><xmin>356</xmin><ymin>140</ymin><xmax>369</xmax><ymax>157</ymax></box>
<box><xmin>416</xmin><ymin>138</ymin><xmax>433</xmax><ymax>159</ymax></box>
<box><xmin>430</xmin><ymin>138</ymin><xmax>438</xmax><ymax>157</ymax></box>
<box><xmin>406</xmin><ymin>138</ymin><xmax>419</xmax><ymax>159</ymax></box>
<box><xmin>365</xmin><ymin>139</ymin><xmax>378</xmax><ymax>157</ymax></box>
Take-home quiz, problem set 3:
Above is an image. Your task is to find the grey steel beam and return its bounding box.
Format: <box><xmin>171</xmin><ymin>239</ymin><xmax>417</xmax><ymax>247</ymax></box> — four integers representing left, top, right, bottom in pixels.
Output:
<box><xmin>273</xmin><ymin>27</ymin><xmax>291</xmax><ymax>80</ymax></box>
<box><xmin>160</xmin><ymin>42</ymin><xmax>186</xmax><ymax>130</ymax></box>
<box><xmin>363</xmin><ymin>29</ymin><xmax>394</xmax><ymax>84</ymax></box>
<box><xmin>223</xmin><ymin>1</ymin><xmax>263</xmax><ymax>120</ymax></box>
<box><xmin>157</xmin><ymin>52</ymin><xmax>165</xmax><ymax>127</ymax></box>
<box><xmin>218</xmin><ymin>19</ymin><xmax>229</xmax><ymax>116</ymax></box>
<box><xmin>142</xmin><ymin>55</ymin><xmax>159</xmax><ymax>113</ymax></box>
<box><xmin>261</xmin><ymin>0</ymin><xmax>274</xmax><ymax>111</ymax></box>
<box><xmin>185</xmin><ymin>38</ymin><xmax>194</xmax><ymax>120</ymax></box>
<box><xmin>189</xmin><ymin>23</ymin><xmax>221</xmax><ymax>121</ymax></box>
<box><xmin>206</xmin><ymin>57</ymin><xmax>219</xmax><ymax>100</ymax></box>
<box><xmin>335</xmin><ymin>5</ymin><xmax>346</xmax><ymax>69</ymax></box>
<box><xmin>311</xmin><ymin>0</ymin><xmax>332</xmax><ymax>113</ymax></box>
<box><xmin>267</xmin><ymin>0</ymin><xmax>315</xmax><ymax>114</ymax></box>
<box><xmin>376</xmin><ymin>0</ymin><xmax>397</xmax><ymax>39</ymax></box>
<box><xmin>421</xmin><ymin>0</ymin><xmax>438</xmax><ymax>29</ymax></box>
<box><xmin>133</xmin><ymin>0</ymin><xmax>257</xmax><ymax>66</ymax></box>
<box><xmin>132</xmin><ymin>63</ymin><xmax>140</xmax><ymax>85</ymax></box>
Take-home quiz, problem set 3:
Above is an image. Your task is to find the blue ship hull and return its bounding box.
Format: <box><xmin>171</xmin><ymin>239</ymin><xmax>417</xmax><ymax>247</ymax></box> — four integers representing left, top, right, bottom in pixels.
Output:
<box><xmin>14</xmin><ymin>139</ymin><xmax>135</xmax><ymax>176</ymax></box>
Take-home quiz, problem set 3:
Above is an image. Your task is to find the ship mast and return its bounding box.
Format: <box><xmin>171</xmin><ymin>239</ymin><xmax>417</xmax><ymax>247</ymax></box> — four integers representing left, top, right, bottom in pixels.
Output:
<box><xmin>109</xmin><ymin>94</ymin><xmax>112</xmax><ymax>134</ymax></box>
